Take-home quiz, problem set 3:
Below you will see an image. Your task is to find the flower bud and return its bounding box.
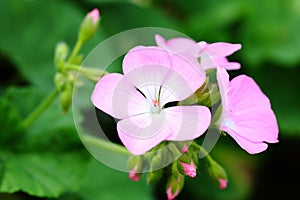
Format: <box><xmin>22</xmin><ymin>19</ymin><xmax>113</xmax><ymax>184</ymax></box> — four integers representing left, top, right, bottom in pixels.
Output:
<box><xmin>54</xmin><ymin>42</ymin><xmax>69</xmax><ymax>71</ymax></box>
<box><xmin>179</xmin><ymin>161</ymin><xmax>196</xmax><ymax>178</ymax></box>
<box><xmin>207</xmin><ymin>159</ymin><xmax>228</xmax><ymax>189</ymax></box>
<box><xmin>79</xmin><ymin>8</ymin><xmax>100</xmax><ymax>43</ymax></box>
<box><xmin>128</xmin><ymin>156</ymin><xmax>144</xmax><ymax>182</ymax></box>
<box><xmin>219</xmin><ymin>178</ymin><xmax>227</xmax><ymax>189</ymax></box>
<box><xmin>166</xmin><ymin>174</ymin><xmax>184</xmax><ymax>200</ymax></box>
<box><xmin>54</xmin><ymin>73</ymin><xmax>68</xmax><ymax>91</ymax></box>
<box><xmin>60</xmin><ymin>86</ymin><xmax>72</xmax><ymax>113</ymax></box>
<box><xmin>129</xmin><ymin>168</ymin><xmax>142</xmax><ymax>182</ymax></box>
<box><xmin>181</xmin><ymin>143</ymin><xmax>189</xmax><ymax>153</ymax></box>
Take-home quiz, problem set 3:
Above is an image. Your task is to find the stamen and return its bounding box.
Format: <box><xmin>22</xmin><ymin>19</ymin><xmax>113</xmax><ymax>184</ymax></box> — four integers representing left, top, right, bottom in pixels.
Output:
<box><xmin>153</xmin><ymin>99</ymin><xmax>159</xmax><ymax>107</ymax></box>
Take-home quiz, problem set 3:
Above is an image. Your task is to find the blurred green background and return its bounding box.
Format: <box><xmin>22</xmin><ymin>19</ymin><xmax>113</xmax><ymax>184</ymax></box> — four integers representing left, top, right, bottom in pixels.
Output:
<box><xmin>0</xmin><ymin>0</ymin><xmax>299</xmax><ymax>199</ymax></box>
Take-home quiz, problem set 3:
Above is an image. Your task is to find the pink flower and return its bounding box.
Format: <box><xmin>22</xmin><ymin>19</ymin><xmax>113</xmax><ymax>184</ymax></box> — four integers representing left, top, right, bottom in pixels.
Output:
<box><xmin>155</xmin><ymin>34</ymin><xmax>241</xmax><ymax>70</ymax></box>
<box><xmin>180</xmin><ymin>162</ymin><xmax>197</xmax><ymax>178</ymax></box>
<box><xmin>91</xmin><ymin>46</ymin><xmax>211</xmax><ymax>155</ymax></box>
<box><xmin>129</xmin><ymin>168</ymin><xmax>142</xmax><ymax>181</ymax></box>
<box><xmin>87</xmin><ymin>8</ymin><xmax>100</xmax><ymax>24</ymax></box>
<box><xmin>219</xmin><ymin>178</ymin><xmax>227</xmax><ymax>189</ymax></box>
<box><xmin>216</xmin><ymin>67</ymin><xmax>279</xmax><ymax>154</ymax></box>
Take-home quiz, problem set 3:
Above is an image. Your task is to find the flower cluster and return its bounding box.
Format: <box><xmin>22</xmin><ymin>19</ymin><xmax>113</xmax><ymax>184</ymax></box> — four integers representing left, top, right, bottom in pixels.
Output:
<box><xmin>91</xmin><ymin>34</ymin><xmax>279</xmax><ymax>199</ymax></box>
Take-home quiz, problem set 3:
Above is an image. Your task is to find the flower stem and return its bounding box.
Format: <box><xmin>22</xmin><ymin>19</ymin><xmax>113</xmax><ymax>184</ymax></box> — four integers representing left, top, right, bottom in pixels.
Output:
<box><xmin>67</xmin><ymin>38</ymin><xmax>83</xmax><ymax>63</ymax></box>
<box><xmin>81</xmin><ymin>134</ymin><xmax>131</xmax><ymax>156</ymax></box>
<box><xmin>191</xmin><ymin>142</ymin><xmax>214</xmax><ymax>163</ymax></box>
<box><xmin>20</xmin><ymin>88</ymin><xmax>59</xmax><ymax>129</ymax></box>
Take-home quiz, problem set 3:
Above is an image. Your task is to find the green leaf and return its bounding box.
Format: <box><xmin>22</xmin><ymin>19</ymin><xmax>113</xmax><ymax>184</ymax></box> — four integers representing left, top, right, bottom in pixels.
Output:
<box><xmin>0</xmin><ymin>97</ymin><xmax>22</xmax><ymax>148</ymax></box>
<box><xmin>0</xmin><ymin>86</ymin><xmax>91</xmax><ymax>197</ymax></box>
<box><xmin>77</xmin><ymin>159</ymin><xmax>154</xmax><ymax>200</ymax></box>
<box><xmin>0</xmin><ymin>152</ymin><xmax>90</xmax><ymax>198</ymax></box>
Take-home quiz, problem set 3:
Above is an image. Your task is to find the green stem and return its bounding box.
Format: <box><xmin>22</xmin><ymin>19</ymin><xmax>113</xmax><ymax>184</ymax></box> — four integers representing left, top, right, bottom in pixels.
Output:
<box><xmin>20</xmin><ymin>88</ymin><xmax>59</xmax><ymax>129</ymax></box>
<box><xmin>191</xmin><ymin>142</ymin><xmax>214</xmax><ymax>163</ymax></box>
<box><xmin>67</xmin><ymin>38</ymin><xmax>83</xmax><ymax>63</ymax></box>
<box><xmin>81</xmin><ymin>134</ymin><xmax>131</xmax><ymax>156</ymax></box>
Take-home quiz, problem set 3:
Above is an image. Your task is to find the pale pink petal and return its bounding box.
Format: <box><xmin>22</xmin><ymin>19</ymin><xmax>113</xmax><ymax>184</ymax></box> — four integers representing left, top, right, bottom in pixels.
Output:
<box><xmin>122</xmin><ymin>46</ymin><xmax>171</xmax><ymax>75</ymax></box>
<box><xmin>124</xmin><ymin>64</ymin><xmax>170</xmax><ymax>104</ymax></box>
<box><xmin>117</xmin><ymin>111</ymin><xmax>172</xmax><ymax>155</ymax></box>
<box><xmin>217</xmin><ymin>67</ymin><xmax>279</xmax><ymax>154</ymax></box>
<box><xmin>216</xmin><ymin>67</ymin><xmax>230</xmax><ymax>116</ymax></box>
<box><xmin>225</xmin><ymin>75</ymin><xmax>279</xmax><ymax>143</ymax></box>
<box><xmin>198</xmin><ymin>42</ymin><xmax>241</xmax><ymax>70</ymax></box>
<box><xmin>164</xmin><ymin>106</ymin><xmax>211</xmax><ymax>141</ymax></box>
<box><xmin>155</xmin><ymin>34</ymin><xmax>197</xmax><ymax>53</ymax></box>
<box><xmin>205</xmin><ymin>42</ymin><xmax>241</xmax><ymax>57</ymax></box>
<box><xmin>222</xmin><ymin>126</ymin><xmax>269</xmax><ymax>154</ymax></box>
<box><xmin>91</xmin><ymin>73</ymin><xmax>151</xmax><ymax>119</ymax></box>
<box><xmin>123</xmin><ymin>46</ymin><xmax>206</xmax><ymax>105</ymax></box>
<box><xmin>117</xmin><ymin>105</ymin><xmax>211</xmax><ymax>155</ymax></box>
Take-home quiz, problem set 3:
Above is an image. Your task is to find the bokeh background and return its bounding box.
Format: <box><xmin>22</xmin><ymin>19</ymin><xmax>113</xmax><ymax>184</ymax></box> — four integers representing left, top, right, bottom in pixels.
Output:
<box><xmin>0</xmin><ymin>0</ymin><xmax>299</xmax><ymax>199</ymax></box>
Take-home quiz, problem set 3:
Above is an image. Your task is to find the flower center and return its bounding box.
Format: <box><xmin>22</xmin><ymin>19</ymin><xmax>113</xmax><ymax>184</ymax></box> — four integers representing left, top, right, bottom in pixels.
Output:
<box><xmin>151</xmin><ymin>99</ymin><xmax>161</xmax><ymax>114</ymax></box>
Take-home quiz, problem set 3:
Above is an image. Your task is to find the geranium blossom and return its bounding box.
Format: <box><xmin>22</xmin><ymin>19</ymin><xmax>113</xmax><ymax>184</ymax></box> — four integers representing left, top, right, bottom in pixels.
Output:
<box><xmin>216</xmin><ymin>67</ymin><xmax>279</xmax><ymax>154</ymax></box>
<box><xmin>91</xmin><ymin>46</ymin><xmax>211</xmax><ymax>155</ymax></box>
<box><xmin>155</xmin><ymin>34</ymin><xmax>241</xmax><ymax>70</ymax></box>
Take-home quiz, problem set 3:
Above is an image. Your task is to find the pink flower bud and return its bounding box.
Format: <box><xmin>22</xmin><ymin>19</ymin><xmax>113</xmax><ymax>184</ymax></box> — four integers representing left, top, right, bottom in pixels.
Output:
<box><xmin>129</xmin><ymin>168</ymin><xmax>142</xmax><ymax>181</ymax></box>
<box><xmin>167</xmin><ymin>184</ymin><xmax>179</xmax><ymax>200</ymax></box>
<box><xmin>87</xmin><ymin>8</ymin><xmax>100</xmax><ymax>24</ymax></box>
<box><xmin>219</xmin><ymin>178</ymin><xmax>227</xmax><ymax>189</ymax></box>
<box><xmin>180</xmin><ymin>162</ymin><xmax>196</xmax><ymax>178</ymax></box>
<box><xmin>181</xmin><ymin>144</ymin><xmax>188</xmax><ymax>153</ymax></box>
<box><xmin>79</xmin><ymin>8</ymin><xmax>100</xmax><ymax>43</ymax></box>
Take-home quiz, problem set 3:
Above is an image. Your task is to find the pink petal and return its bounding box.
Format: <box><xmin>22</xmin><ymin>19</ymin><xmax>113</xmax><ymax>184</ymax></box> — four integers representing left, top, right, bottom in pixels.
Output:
<box><xmin>225</xmin><ymin>75</ymin><xmax>279</xmax><ymax>143</ymax></box>
<box><xmin>122</xmin><ymin>46</ymin><xmax>171</xmax><ymax>75</ymax></box>
<box><xmin>217</xmin><ymin>67</ymin><xmax>279</xmax><ymax>154</ymax></box>
<box><xmin>124</xmin><ymin>63</ymin><xmax>170</xmax><ymax>103</ymax></box>
<box><xmin>216</xmin><ymin>67</ymin><xmax>230</xmax><ymax>116</ymax></box>
<box><xmin>222</xmin><ymin>126</ymin><xmax>269</xmax><ymax>154</ymax></box>
<box><xmin>91</xmin><ymin>73</ymin><xmax>151</xmax><ymax>119</ymax></box>
<box><xmin>123</xmin><ymin>46</ymin><xmax>206</xmax><ymax>104</ymax></box>
<box><xmin>164</xmin><ymin>106</ymin><xmax>211</xmax><ymax>141</ymax></box>
<box><xmin>117</xmin><ymin>112</ymin><xmax>172</xmax><ymax>155</ymax></box>
<box><xmin>205</xmin><ymin>42</ymin><xmax>241</xmax><ymax>57</ymax></box>
<box><xmin>117</xmin><ymin>105</ymin><xmax>211</xmax><ymax>155</ymax></box>
<box><xmin>155</xmin><ymin>34</ymin><xmax>197</xmax><ymax>53</ymax></box>
<box><xmin>198</xmin><ymin>42</ymin><xmax>241</xmax><ymax>70</ymax></box>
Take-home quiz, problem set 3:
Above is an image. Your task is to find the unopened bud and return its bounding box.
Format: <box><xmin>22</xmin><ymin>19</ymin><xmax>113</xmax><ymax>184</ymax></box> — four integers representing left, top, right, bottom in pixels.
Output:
<box><xmin>79</xmin><ymin>8</ymin><xmax>100</xmax><ymax>43</ymax></box>
<box><xmin>129</xmin><ymin>168</ymin><xmax>142</xmax><ymax>182</ymax></box>
<box><xmin>54</xmin><ymin>42</ymin><xmax>69</xmax><ymax>71</ymax></box>
<box><xmin>179</xmin><ymin>161</ymin><xmax>197</xmax><ymax>178</ymax></box>
<box><xmin>181</xmin><ymin>143</ymin><xmax>189</xmax><ymax>153</ymax></box>
<box><xmin>128</xmin><ymin>156</ymin><xmax>144</xmax><ymax>182</ymax></box>
<box><xmin>166</xmin><ymin>174</ymin><xmax>184</xmax><ymax>200</ymax></box>
<box><xmin>219</xmin><ymin>178</ymin><xmax>227</xmax><ymax>189</ymax></box>
<box><xmin>207</xmin><ymin>159</ymin><xmax>228</xmax><ymax>189</ymax></box>
<box><xmin>60</xmin><ymin>86</ymin><xmax>72</xmax><ymax>113</ymax></box>
<box><xmin>54</xmin><ymin>73</ymin><xmax>67</xmax><ymax>91</ymax></box>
